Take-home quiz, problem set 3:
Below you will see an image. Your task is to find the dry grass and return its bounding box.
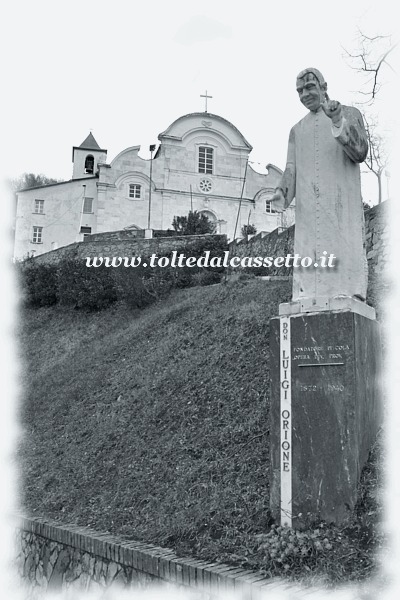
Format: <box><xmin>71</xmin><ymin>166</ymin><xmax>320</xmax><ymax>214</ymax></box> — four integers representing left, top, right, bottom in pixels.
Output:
<box><xmin>17</xmin><ymin>278</ymin><xmax>384</xmax><ymax>584</ymax></box>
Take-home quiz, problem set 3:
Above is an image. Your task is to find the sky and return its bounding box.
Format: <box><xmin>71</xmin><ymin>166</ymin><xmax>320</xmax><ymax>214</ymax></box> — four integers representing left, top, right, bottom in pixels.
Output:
<box><xmin>2</xmin><ymin>0</ymin><xmax>397</xmax><ymax>203</ymax></box>
<box><xmin>1</xmin><ymin>1</ymin><xmax>400</xmax><ymax>597</ymax></box>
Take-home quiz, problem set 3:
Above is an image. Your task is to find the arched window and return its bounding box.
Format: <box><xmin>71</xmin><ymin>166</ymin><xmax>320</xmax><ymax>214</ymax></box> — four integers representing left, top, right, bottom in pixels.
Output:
<box><xmin>84</xmin><ymin>155</ymin><xmax>95</xmax><ymax>174</ymax></box>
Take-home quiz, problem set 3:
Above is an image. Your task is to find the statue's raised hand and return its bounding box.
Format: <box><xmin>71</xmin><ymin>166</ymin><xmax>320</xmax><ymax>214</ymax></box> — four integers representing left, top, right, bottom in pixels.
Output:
<box><xmin>321</xmin><ymin>93</ymin><xmax>343</xmax><ymax>127</ymax></box>
<box><xmin>270</xmin><ymin>188</ymin><xmax>286</xmax><ymax>213</ymax></box>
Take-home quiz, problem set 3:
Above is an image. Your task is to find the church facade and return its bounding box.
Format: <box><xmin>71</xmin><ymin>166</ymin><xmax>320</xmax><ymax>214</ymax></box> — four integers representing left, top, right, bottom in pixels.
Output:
<box><xmin>14</xmin><ymin>112</ymin><xmax>294</xmax><ymax>259</ymax></box>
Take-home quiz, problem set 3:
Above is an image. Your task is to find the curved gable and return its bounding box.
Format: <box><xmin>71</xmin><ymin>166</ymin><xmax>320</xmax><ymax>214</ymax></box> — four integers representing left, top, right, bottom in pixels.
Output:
<box><xmin>110</xmin><ymin>146</ymin><xmax>143</xmax><ymax>168</ymax></box>
<box><xmin>158</xmin><ymin>113</ymin><xmax>252</xmax><ymax>152</ymax></box>
<box><xmin>266</xmin><ymin>163</ymin><xmax>283</xmax><ymax>176</ymax></box>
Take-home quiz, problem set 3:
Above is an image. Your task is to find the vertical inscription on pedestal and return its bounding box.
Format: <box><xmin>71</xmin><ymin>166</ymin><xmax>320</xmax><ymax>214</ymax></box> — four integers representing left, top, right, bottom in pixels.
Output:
<box><xmin>280</xmin><ymin>316</ymin><xmax>292</xmax><ymax>527</ymax></box>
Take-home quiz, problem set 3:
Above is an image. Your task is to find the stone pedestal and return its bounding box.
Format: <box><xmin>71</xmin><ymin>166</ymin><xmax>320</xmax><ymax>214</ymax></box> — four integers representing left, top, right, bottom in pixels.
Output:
<box><xmin>269</xmin><ymin>309</ymin><xmax>382</xmax><ymax>527</ymax></box>
<box><xmin>279</xmin><ymin>295</ymin><xmax>376</xmax><ymax>320</ymax></box>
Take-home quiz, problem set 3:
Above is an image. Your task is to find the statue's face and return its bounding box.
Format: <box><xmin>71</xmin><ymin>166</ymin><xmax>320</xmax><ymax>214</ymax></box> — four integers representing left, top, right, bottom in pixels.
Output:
<box><xmin>296</xmin><ymin>73</ymin><xmax>326</xmax><ymax>112</ymax></box>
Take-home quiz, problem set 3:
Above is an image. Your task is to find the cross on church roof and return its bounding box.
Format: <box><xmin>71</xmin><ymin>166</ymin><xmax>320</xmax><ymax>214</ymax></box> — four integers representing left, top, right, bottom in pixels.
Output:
<box><xmin>200</xmin><ymin>90</ymin><xmax>213</xmax><ymax>112</ymax></box>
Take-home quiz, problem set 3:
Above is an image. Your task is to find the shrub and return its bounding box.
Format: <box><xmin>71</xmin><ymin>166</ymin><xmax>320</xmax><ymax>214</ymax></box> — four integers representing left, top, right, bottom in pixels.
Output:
<box><xmin>57</xmin><ymin>258</ymin><xmax>117</xmax><ymax>310</ymax></box>
<box><xmin>17</xmin><ymin>235</ymin><xmax>229</xmax><ymax>311</ymax></box>
<box><xmin>141</xmin><ymin>264</ymin><xmax>175</xmax><ymax>299</ymax></box>
<box><xmin>256</xmin><ymin>523</ymin><xmax>347</xmax><ymax>576</ymax></box>
<box><xmin>172</xmin><ymin>211</ymin><xmax>216</xmax><ymax>235</ymax></box>
<box><xmin>112</xmin><ymin>265</ymin><xmax>160</xmax><ymax>309</ymax></box>
<box><xmin>165</xmin><ymin>236</ymin><xmax>227</xmax><ymax>289</ymax></box>
<box><xmin>178</xmin><ymin>235</ymin><xmax>228</xmax><ymax>259</ymax></box>
<box><xmin>16</xmin><ymin>260</ymin><xmax>58</xmax><ymax>307</ymax></box>
<box><xmin>241</xmin><ymin>224</ymin><xmax>257</xmax><ymax>238</ymax></box>
<box><xmin>191</xmin><ymin>270</ymin><xmax>222</xmax><ymax>287</ymax></box>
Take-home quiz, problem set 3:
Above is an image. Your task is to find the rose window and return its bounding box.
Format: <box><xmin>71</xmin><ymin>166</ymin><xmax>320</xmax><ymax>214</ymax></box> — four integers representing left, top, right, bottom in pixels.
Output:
<box><xmin>199</xmin><ymin>178</ymin><xmax>213</xmax><ymax>193</ymax></box>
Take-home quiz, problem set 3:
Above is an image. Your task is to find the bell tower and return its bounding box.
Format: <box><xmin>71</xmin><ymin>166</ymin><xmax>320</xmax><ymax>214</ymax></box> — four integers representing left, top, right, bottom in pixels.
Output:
<box><xmin>72</xmin><ymin>132</ymin><xmax>107</xmax><ymax>179</ymax></box>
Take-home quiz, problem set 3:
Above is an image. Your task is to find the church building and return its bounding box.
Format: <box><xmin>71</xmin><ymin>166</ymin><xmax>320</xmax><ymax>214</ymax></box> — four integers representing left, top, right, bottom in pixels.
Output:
<box><xmin>13</xmin><ymin>111</ymin><xmax>294</xmax><ymax>259</ymax></box>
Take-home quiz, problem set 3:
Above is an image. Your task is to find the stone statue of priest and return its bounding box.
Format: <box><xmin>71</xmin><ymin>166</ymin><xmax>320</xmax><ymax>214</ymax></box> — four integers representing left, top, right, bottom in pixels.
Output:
<box><xmin>272</xmin><ymin>68</ymin><xmax>369</xmax><ymax>304</ymax></box>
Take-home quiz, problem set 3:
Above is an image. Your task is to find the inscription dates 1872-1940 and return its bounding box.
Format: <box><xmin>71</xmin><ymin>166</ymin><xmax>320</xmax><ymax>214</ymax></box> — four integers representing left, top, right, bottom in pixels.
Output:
<box><xmin>292</xmin><ymin>342</ymin><xmax>350</xmax><ymax>393</ymax></box>
<box><xmin>270</xmin><ymin>311</ymin><xmax>382</xmax><ymax>526</ymax></box>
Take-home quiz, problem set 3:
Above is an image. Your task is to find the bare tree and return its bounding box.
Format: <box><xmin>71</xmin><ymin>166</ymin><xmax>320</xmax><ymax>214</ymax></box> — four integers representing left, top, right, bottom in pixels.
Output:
<box><xmin>9</xmin><ymin>173</ymin><xmax>64</xmax><ymax>221</ymax></box>
<box><xmin>343</xmin><ymin>31</ymin><xmax>397</xmax><ymax>105</ymax></box>
<box><xmin>9</xmin><ymin>172</ymin><xmax>63</xmax><ymax>192</ymax></box>
<box><xmin>362</xmin><ymin>114</ymin><xmax>388</xmax><ymax>204</ymax></box>
<box><xmin>343</xmin><ymin>30</ymin><xmax>396</xmax><ymax>204</ymax></box>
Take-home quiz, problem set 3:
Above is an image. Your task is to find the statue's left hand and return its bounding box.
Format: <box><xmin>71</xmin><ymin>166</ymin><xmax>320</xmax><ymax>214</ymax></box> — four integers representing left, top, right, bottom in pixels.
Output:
<box><xmin>321</xmin><ymin>93</ymin><xmax>342</xmax><ymax>127</ymax></box>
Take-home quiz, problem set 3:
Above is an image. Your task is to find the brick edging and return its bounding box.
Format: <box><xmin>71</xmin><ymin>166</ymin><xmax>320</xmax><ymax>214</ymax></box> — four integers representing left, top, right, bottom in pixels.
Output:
<box><xmin>17</xmin><ymin>514</ymin><xmax>287</xmax><ymax>595</ymax></box>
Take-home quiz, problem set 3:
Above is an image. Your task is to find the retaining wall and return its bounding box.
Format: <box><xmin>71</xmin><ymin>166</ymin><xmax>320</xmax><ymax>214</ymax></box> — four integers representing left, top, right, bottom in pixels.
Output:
<box><xmin>16</xmin><ymin>515</ymin><xmax>292</xmax><ymax>598</ymax></box>
<box><xmin>33</xmin><ymin>233</ymin><xmax>227</xmax><ymax>265</ymax></box>
<box><xmin>29</xmin><ymin>202</ymin><xmax>389</xmax><ymax>317</ymax></box>
<box><xmin>230</xmin><ymin>226</ymin><xmax>294</xmax><ymax>277</ymax></box>
<box><xmin>229</xmin><ymin>202</ymin><xmax>390</xmax><ymax>316</ymax></box>
<box><xmin>364</xmin><ymin>201</ymin><xmax>390</xmax><ymax>314</ymax></box>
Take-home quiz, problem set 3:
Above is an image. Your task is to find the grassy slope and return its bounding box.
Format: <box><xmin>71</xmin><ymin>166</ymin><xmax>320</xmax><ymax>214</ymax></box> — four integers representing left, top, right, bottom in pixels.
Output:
<box><xmin>17</xmin><ymin>278</ymin><xmax>383</xmax><ymax>584</ymax></box>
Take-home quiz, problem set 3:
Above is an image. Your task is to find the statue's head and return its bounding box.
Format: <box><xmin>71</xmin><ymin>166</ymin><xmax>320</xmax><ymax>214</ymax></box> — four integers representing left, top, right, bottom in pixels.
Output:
<box><xmin>296</xmin><ymin>68</ymin><xmax>327</xmax><ymax>112</ymax></box>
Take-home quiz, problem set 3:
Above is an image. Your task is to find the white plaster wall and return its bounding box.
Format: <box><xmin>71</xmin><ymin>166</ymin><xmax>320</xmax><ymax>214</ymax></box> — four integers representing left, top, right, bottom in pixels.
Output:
<box><xmin>72</xmin><ymin>148</ymin><xmax>107</xmax><ymax>179</ymax></box>
<box><xmin>14</xmin><ymin>113</ymin><xmax>287</xmax><ymax>258</ymax></box>
<box><xmin>14</xmin><ymin>178</ymin><xmax>98</xmax><ymax>259</ymax></box>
